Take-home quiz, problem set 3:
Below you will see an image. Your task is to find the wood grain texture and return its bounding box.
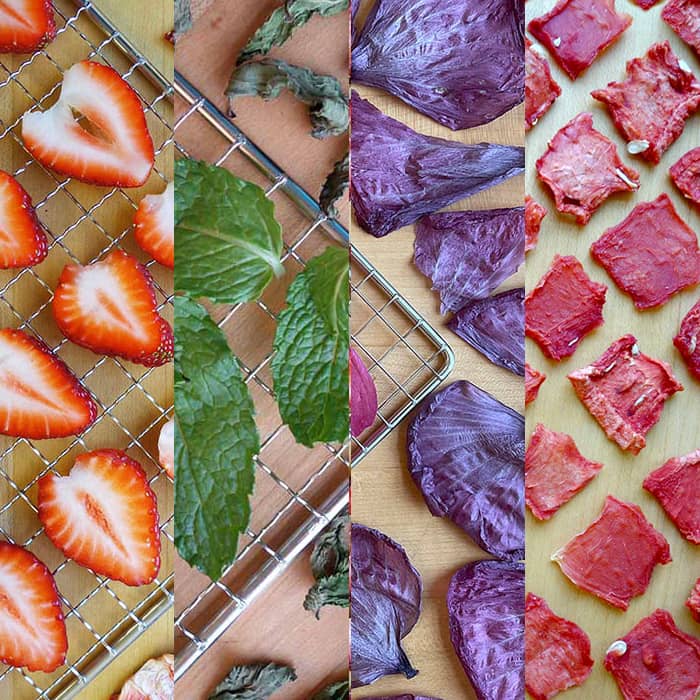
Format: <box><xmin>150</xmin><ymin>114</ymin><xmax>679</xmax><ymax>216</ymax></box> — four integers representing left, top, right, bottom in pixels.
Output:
<box><xmin>525</xmin><ymin>1</ymin><xmax>700</xmax><ymax>698</ymax></box>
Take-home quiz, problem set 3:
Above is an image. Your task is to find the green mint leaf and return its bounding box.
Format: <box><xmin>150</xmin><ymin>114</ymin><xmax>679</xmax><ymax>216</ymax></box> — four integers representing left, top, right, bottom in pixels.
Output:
<box><xmin>320</xmin><ymin>151</ymin><xmax>349</xmax><ymax>218</ymax></box>
<box><xmin>227</xmin><ymin>60</ymin><xmax>349</xmax><ymax>139</ymax></box>
<box><xmin>209</xmin><ymin>663</ymin><xmax>296</xmax><ymax>699</ymax></box>
<box><xmin>175</xmin><ymin>296</ymin><xmax>259</xmax><ymax>581</ymax></box>
<box><xmin>174</xmin><ymin>0</ymin><xmax>192</xmax><ymax>36</ymax></box>
<box><xmin>175</xmin><ymin>158</ymin><xmax>284</xmax><ymax>304</ymax></box>
<box><xmin>310</xmin><ymin>680</ymin><xmax>350</xmax><ymax>700</ymax></box>
<box><xmin>272</xmin><ymin>246</ymin><xmax>349</xmax><ymax>447</ymax></box>
<box><xmin>237</xmin><ymin>0</ymin><xmax>349</xmax><ymax>65</ymax></box>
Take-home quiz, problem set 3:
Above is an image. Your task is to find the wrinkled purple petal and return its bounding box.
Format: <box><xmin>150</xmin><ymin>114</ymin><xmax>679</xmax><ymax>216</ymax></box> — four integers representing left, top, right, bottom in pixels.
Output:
<box><xmin>352</xmin><ymin>0</ymin><xmax>524</xmax><ymax>130</ymax></box>
<box><xmin>448</xmin><ymin>560</ymin><xmax>525</xmax><ymax>700</ymax></box>
<box><xmin>350</xmin><ymin>347</ymin><xmax>378</xmax><ymax>437</ymax></box>
<box><xmin>365</xmin><ymin>696</ymin><xmax>444</xmax><ymax>700</ymax></box>
<box><xmin>407</xmin><ymin>381</ymin><xmax>525</xmax><ymax>560</ymax></box>
<box><xmin>350</xmin><ymin>93</ymin><xmax>525</xmax><ymax>238</ymax></box>
<box><xmin>448</xmin><ymin>288</ymin><xmax>525</xmax><ymax>376</ymax></box>
<box><xmin>351</xmin><ymin>523</ymin><xmax>422</xmax><ymax>688</ymax></box>
<box><xmin>414</xmin><ymin>208</ymin><xmax>525</xmax><ymax>314</ymax></box>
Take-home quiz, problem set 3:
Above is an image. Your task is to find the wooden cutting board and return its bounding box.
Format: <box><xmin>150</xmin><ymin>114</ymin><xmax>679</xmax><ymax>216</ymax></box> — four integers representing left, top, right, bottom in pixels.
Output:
<box><xmin>525</xmin><ymin>1</ymin><xmax>700</xmax><ymax>698</ymax></box>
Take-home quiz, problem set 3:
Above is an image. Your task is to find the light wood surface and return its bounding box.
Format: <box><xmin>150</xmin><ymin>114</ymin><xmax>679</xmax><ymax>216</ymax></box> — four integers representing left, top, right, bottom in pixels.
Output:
<box><xmin>525</xmin><ymin>1</ymin><xmax>700</xmax><ymax>698</ymax></box>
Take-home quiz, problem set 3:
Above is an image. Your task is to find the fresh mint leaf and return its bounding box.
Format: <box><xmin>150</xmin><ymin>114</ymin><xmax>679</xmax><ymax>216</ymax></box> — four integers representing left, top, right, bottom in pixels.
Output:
<box><xmin>175</xmin><ymin>296</ymin><xmax>259</xmax><ymax>581</ymax></box>
<box><xmin>175</xmin><ymin>158</ymin><xmax>284</xmax><ymax>304</ymax></box>
<box><xmin>209</xmin><ymin>663</ymin><xmax>296</xmax><ymax>699</ymax></box>
<box><xmin>320</xmin><ymin>151</ymin><xmax>349</xmax><ymax>218</ymax></box>
<box><xmin>227</xmin><ymin>60</ymin><xmax>349</xmax><ymax>139</ymax></box>
<box><xmin>310</xmin><ymin>680</ymin><xmax>350</xmax><ymax>700</ymax></box>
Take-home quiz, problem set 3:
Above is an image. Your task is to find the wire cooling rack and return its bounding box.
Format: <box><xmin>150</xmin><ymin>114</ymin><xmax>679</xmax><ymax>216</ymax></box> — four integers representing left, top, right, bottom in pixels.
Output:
<box><xmin>173</xmin><ymin>73</ymin><xmax>454</xmax><ymax>679</ymax></box>
<box><xmin>0</xmin><ymin>2</ymin><xmax>173</xmax><ymax>699</ymax></box>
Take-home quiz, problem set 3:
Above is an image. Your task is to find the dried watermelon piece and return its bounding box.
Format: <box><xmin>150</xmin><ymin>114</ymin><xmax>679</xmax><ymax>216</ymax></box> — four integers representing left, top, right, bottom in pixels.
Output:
<box><xmin>674</xmin><ymin>299</ymin><xmax>700</xmax><ymax>381</ymax></box>
<box><xmin>688</xmin><ymin>579</ymin><xmax>700</xmax><ymax>623</ymax></box>
<box><xmin>414</xmin><ymin>208</ymin><xmax>524</xmax><ymax>314</ymax></box>
<box><xmin>643</xmin><ymin>450</ymin><xmax>700</xmax><ymax>544</ymax></box>
<box><xmin>350</xmin><ymin>93</ymin><xmax>525</xmax><ymax>238</ymax></box>
<box><xmin>352</xmin><ymin>0</ymin><xmax>525</xmax><ymax>131</ymax></box>
<box><xmin>670</xmin><ymin>147</ymin><xmax>700</xmax><ymax>207</ymax></box>
<box><xmin>448</xmin><ymin>288</ymin><xmax>524</xmax><ymax>376</ymax></box>
<box><xmin>526</xmin><ymin>39</ymin><xmax>561</xmax><ymax>131</ymax></box>
<box><xmin>604</xmin><ymin>609</ymin><xmax>700</xmax><ymax>700</ymax></box>
<box><xmin>662</xmin><ymin>0</ymin><xmax>700</xmax><ymax>56</ymax></box>
<box><xmin>590</xmin><ymin>194</ymin><xmax>700</xmax><ymax>310</ymax></box>
<box><xmin>568</xmin><ymin>335</ymin><xmax>683</xmax><ymax>454</ymax></box>
<box><xmin>553</xmin><ymin>495</ymin><xmax>671</xmax><ymax>610</ymax></box>
<box><xmin>525</xmin><ymin>195</ymin><xmax>547</xmax><ymax>254</ymax></box>
<box><xmin>526</xmin><ymin>363</ymin><xmax>546</xmax><ymax>405</ymax></box>
<box><xmin>528</xmin><ymin>0</ymin><xmax>631</xmax><ymax>80</ymax></box>
<box><xmin>526</xmin><ymin>255</ymin><xmax>607</xmax><ymax>360</ymax></box>
<box><xmin>591</xmin><ymin>42</ymin><xmax>700</xmax><ymax>164</ymax></box>
<box><xmin>525</xmin><ymin>593</ymin><xmax>594</xmax><ymax>700</ymax></box>
<box><xmin>525</xmin><ymin>423</ymin><xmax>603</xmax><ymax>521</ymax></box>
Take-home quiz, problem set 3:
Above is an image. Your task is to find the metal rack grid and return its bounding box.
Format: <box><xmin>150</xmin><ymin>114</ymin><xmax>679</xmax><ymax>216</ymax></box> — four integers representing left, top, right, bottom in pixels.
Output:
<box><xmin>173</xmin><ymin>73</ymin><xmax>454</xmax><ymax>680</ymax></box>
<box><xmin>0</xmin><ymin>2</ymin><xmax>173</xmax><ymax>699</ymax></box>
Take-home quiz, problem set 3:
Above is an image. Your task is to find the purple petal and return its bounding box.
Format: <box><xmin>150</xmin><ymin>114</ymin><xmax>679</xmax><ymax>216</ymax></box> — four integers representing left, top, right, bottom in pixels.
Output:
<box><xmin>350</xmin><ymin>347</ymin><xmax>378</xmax><ymax>437</ymax></box>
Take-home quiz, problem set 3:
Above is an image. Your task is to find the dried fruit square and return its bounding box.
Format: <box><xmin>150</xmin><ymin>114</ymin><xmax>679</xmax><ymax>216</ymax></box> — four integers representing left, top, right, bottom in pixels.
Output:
<box><xmin>671</xmin><ymin>147</ymin><xmax>700</xmax><ymax>207</ymax></box>
<box><xmin>644</xmin><ymin>450</ymin><xmax>700</xmax><ymax>544</ymax></box>
<box><xmin>553</xmin><ymin>496</ymin><xmax>671</xmax><ymax>609</ymax></box>
<box><xmin>526</xmin><ymin>424</ymin><xmax>603</xmax><ymax>521</ymax></box>
<box><xmin>525</xmin><ymin>195</ymin><xmax>547</xmax><ymax>254</ymax></box>
<box><xmin>528</xmin><ymin>0</ymin><xmax>631</xmax><ymax>79</ymax></box>
<box><xmin>526</xmin><ymin>255</ymin><xmax>607</xmax><ymax>360</ymax></box>
<box><xmin>536</xmin><ymin>112</ymin><xmax>639</xmax><ymax>225</ymax></box>
<box><xmin>526</xmin><ymin>39</ymin><xmax>561</xmax><ymax>130</ymax></box>
<box><xmin>525</xmin><ymin>593</ymin><xmax>594</xmax><ymax>700</ymax></box>
<box><xmin>568</xmin><ymin>335</ymin><xmax>683</xmax><ymax>454</ymax></box>
<box><xmin>605</xmin><ymin>609</ymin><xmax>700</xmax><ymax>700</ymax></box>
<box><xmin>662</xmin><ymin>0</ymin><xmax>700</xmax><ymax>56</ymax></box>
<box><xmin>591</xmin><ymin>194</ymin><xmax>700</xmax><ymax>309</ymax></box>
<box><xmin>592</xmin><ymin>42</ymin><xmax>700</xmax><ymax>164</ymax></box>
<box><xmin>526</xmin><ymin>363</ymin><xmax>546</xmax><ymax>405</ymax></box>
<box><xmin>674</xmin><ymin>299</ymin><xmax>700</xmax><ymax>381</ymax></box>
<box><xmin>688</xmin><ymin>579</ymin><xmax>700</xmax><ymax>623</ymax></box>
<box><xmin>632</xmin><ymin>0</ymin><xmax>658</xmax><ymax>7</ymax></box>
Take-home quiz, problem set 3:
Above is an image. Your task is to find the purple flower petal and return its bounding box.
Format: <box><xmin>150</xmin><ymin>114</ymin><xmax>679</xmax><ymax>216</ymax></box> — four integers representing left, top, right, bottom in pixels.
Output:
<box><xmin>350</xmin><ymin>347</ymin><xmax>378</xmax><ymax>437</ymax></box>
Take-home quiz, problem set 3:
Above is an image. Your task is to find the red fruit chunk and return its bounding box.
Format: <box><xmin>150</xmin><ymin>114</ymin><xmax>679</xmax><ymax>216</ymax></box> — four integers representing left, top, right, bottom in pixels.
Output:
<box><xmin>525</xmin><ymin>593</ymin><xmax>594</xmax><ymax>699</ymax></box>
<box><xmin>670</xmin><ymin>147</ymin><xmax>700</xmax><ymax>207</ymax></box>
<box><xmin>643</xmin><ymin>450</ymin><xmax>700</xmax><ymax>544</ymax></box>
<box><xmin>662</xmin><ymin>0</ymin><xmax>700</xmax><ymax>56</ymax></box>
<box><xmin>536</xmin><ymin>112</ymin><xmax>639</xmax><ymax>225</ymax></box>
<box><xmin>38</xmin><ymin>449</ymin><xmax>161</xmax><ymax>586</ymax></box>
<box><xmin>525</xmin><ymin>195</ymin><xmax>547</xmax><ymax>254</ymax></box>
<box><xmin>631</xmin><ymin>0</ymin><xmax>658</xmax><ymax>7</ymax></box>
<box><xmin>568</xmin><ymin>335</ymin><xmax>683</xmax><ymax>454</ymax></box>
<box><xmin>528</xmin><ymin>0</ymin><xmax>631</xmax><ymax>80</ymax></box>
<box><xmin>526</xmin><ymin>255</ymin><xmax>607</xmax><ymax>360</ymax></box>
<box><xmin>526</xmin><ymin>423</ymin><xmax>603</xmax><ymax>521</ymax></box>
<box><xmin>592</xmin><ymin>42</ymin><xmax>700</xmax><ymax>164</ymax></box>
<box><xmin>591</xmin><ymin>194</ymin><xmax>700</xmax><ymax>309</ymax></box>
<box><xmin>605</xmin><ymin>609</ymin><xmax>700</xmax><ymax>700</ymax></box>
<box><xmin>525</xmin><ymin>39</ymin><xmax>561</xmax><ymax>130</ymax></box>
<box><xmin>674</xmin><ymin>299</ymin><xmax>700</xmax><ymax>381</ymax></box>
<box><xmin>111</xmin><ymin>654</ymin><xmax>174</xmax><ymax>700</ymax></box>
<box><xmin>0</xmin><ymin>0</ymin><xmax>55</xmax><ymax>53</ymax></box>
<box><xmin>553</xmin><ymin>495</ymin><xmax>671</xmax><ymax>609</ymax></box>
<box><xmin>0</xmin><ymin>542</ymin><xmax>67</xmax><ymax>673</ymax></box>
<box><xmin>134</xmin><ymin>182</ymin><xmax>174</xmax><ymax>268</ymax></box>
<box><xmin>688</xmin><ymin>579</ymin><xmax>700</xmax><ymax>623</ymax></box>
<box><xmin>526</xmin><ymin>362</ymin><xmax>546</xmax><ymax>405</ymax></box>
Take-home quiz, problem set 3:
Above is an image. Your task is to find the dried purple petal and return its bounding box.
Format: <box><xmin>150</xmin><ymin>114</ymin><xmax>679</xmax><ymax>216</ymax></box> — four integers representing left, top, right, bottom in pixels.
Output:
<box><xmin>350</xmin><ymin>93</ymin><xmax>525</xmax><ymax>238</ymax></box>
<box><xmin>407</xmin><ymin>381</ymin><xmax>525</xmax><ymax>559</ymax></box>
<box><xmin>364</xmin><ymin>696</ymin><xmax>443</xmax><ymax>700</ymax></box>
<box><xmin>350</xmin><ymin>347</ymin><xmax>378</xmax><ymax>437</ymax></box>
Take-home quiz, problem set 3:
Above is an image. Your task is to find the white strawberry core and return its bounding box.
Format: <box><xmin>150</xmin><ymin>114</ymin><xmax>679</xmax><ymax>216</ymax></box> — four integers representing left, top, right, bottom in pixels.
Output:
<box><xmin>158</xmin><ymin>418</ymin><xmax>174</xmax><ymax>475</ymax></box>
<box><xmin>144</xmin><ymin>181</ymin><xmax>174</xmax><ymax>234</ymax></box>
<box><xmin>0</xmin><ymin>1</ymin><xmax>36</xmax><ymax>31</ymax></box>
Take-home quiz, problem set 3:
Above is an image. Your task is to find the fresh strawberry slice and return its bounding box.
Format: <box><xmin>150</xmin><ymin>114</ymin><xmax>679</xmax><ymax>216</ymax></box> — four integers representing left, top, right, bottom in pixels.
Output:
<box><xmin>0</xmin><ymin>328</ymin><xmax>97</xmax><ymax>439</ymax></box>
<box><xmin>38</xmin><ymin>449</ymin><xmax>161</xmax><ymax>586</ymax></box>
<box><xmin>0</xmin><ymin>0</ymin><xmax>56</xmax><ymax>53</ymax></box>
<box><xmin>53</xmin><ymin>250</ymin><xmax>173</xmax><ymax>367</ymax></box>
<box><xmin>0</xmin><ymin>541</ymin><xmax>67</xmax><ymax>672</ymax></box>
<box><xmin>134</xmin><ymin>182</ymin><xmax>173</xmax><ymax>268</ymax></box>
<box><xmin>21</xmin><ymin>60</ymin><xmax>154</xmax><ymax>187</ymax></box>
<box><xmin>158</xmin><ymin>418</ymin><xmax>174</xmax><ymax>480</ymax></box>
<box><xmin>0</xmin><ymin>170</ymin><xmax>47</xmax><ymax>269</ymax></box>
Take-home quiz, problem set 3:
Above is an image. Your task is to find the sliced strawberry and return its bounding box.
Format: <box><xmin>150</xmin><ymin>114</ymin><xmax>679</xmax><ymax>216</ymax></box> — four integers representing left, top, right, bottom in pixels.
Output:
<box><xmin>0</xmin><ymin>328</ymin><xmax>97</xmax><ymax>439</ymax></box>
<box><xmin>0</xmin><ymin>0</ymin><xmax>55</xmax><ymax>53</ymax></box>
<box><xmin>134</xmin><ymin>182</ymin><xmax>173</xmax><ymax>268</ymax></box>
<box><xmin>53</xmin><ymin>250</ymin><xmax>173</xmax><ymax>367</ymax></box>
<box><xmin>157</xmin><ymin>418</ymin><xmax>174</xmax><ymax>480</ymax></box>
<box><xmin>21</xmin><ymin>60</ymin><xmax>154</xmax><ymax>187</ymax></box>
<box><xmin>0</xmin><ymin>541</ymin><xmax>67</xmax><ymax>672</ymax></box>
<box><xmin>0</xmin><ymin>170</ymin><xmax>47</xmax><ymax>269</ymax></box>
<box><xmin>38</xmin><ymin>449</ymin><xmax>161</xmax><ymax>586</ymax></box>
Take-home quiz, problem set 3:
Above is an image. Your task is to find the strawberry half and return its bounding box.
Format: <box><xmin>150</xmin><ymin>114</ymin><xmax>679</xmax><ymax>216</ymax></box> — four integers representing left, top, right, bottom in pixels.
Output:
<box><xmin>0</xmin><ymin>328</ymin><xmax>97</xmax><ymax>439</ymax></box>
<box><xmin>0</xmin><ymin>170</ymin><xmax>47</xmax><ymax>269</ymax></box>
<box><xmin>0</xmin><ymin>0</ymin><xmax>56</xmax><ymax>53</ymax></box>
<box><xmin>0</xmin><ymin>541</ymin><xmax>67</xmax><ymax>673</ymax></box>
<box><xmin>21</xmin><ymin>60</ymin><xmax>154</xmax><ymax>187</ymax></box>
<box><xmin>53</xmin><ymin>250</ymin><xmax>173</xmax><ymax>367</ymax></box>
<box><xmin>157</xmin><ymin>418</ymin><xmax>174</xmax><ymax>480</ymax></box>
<box><xmin>134</xmin><ymin>182</ymin><xmax>173</xmax><ymax>268</ymax></box>
<box><xmin>38</xmin><ymin>449</ymin><xmax>161</xmax><ymax>586</ymax></box>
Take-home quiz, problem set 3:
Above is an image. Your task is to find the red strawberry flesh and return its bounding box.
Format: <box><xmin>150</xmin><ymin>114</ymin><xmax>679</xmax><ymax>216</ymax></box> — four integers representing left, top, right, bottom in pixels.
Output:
<box><xmin>134</xmin><ymin>182</ymin><xmax>174</xmax><ymax>269</ymax></box>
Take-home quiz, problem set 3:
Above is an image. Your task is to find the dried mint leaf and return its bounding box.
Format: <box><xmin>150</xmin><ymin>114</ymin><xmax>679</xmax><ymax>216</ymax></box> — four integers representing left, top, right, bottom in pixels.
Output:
<box><xmin>175</xmin><ymin>296</ymin><xmax>259</xmax><ymax>581</ymax></box>
<box><xmin>320</xmin><ymin>151</ymin><xmax>349</xmax><ymax>218</ymax></box>
<box><xmin>175</xmin><ymin>158</ymin><xmax>284</xmax><ymax>304</ymax></box>
<box><xmin>227</xmin><ymin>60</ymin><xmax>348</xmax><ymax>139</ymax></box>
<box><xmin>174</xmin><ymin>0</ymin><xmax>192</xmax><ymax>36</ymax></box>
<box><xmin>311</xmin><ymin>680</ymin><xmax>350</xmax><ymax>700</ymax></box>
<box><xmin>208</xmin><ymin>663</ymin><xmax>296</xmax><ymax>699</ymax></box>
